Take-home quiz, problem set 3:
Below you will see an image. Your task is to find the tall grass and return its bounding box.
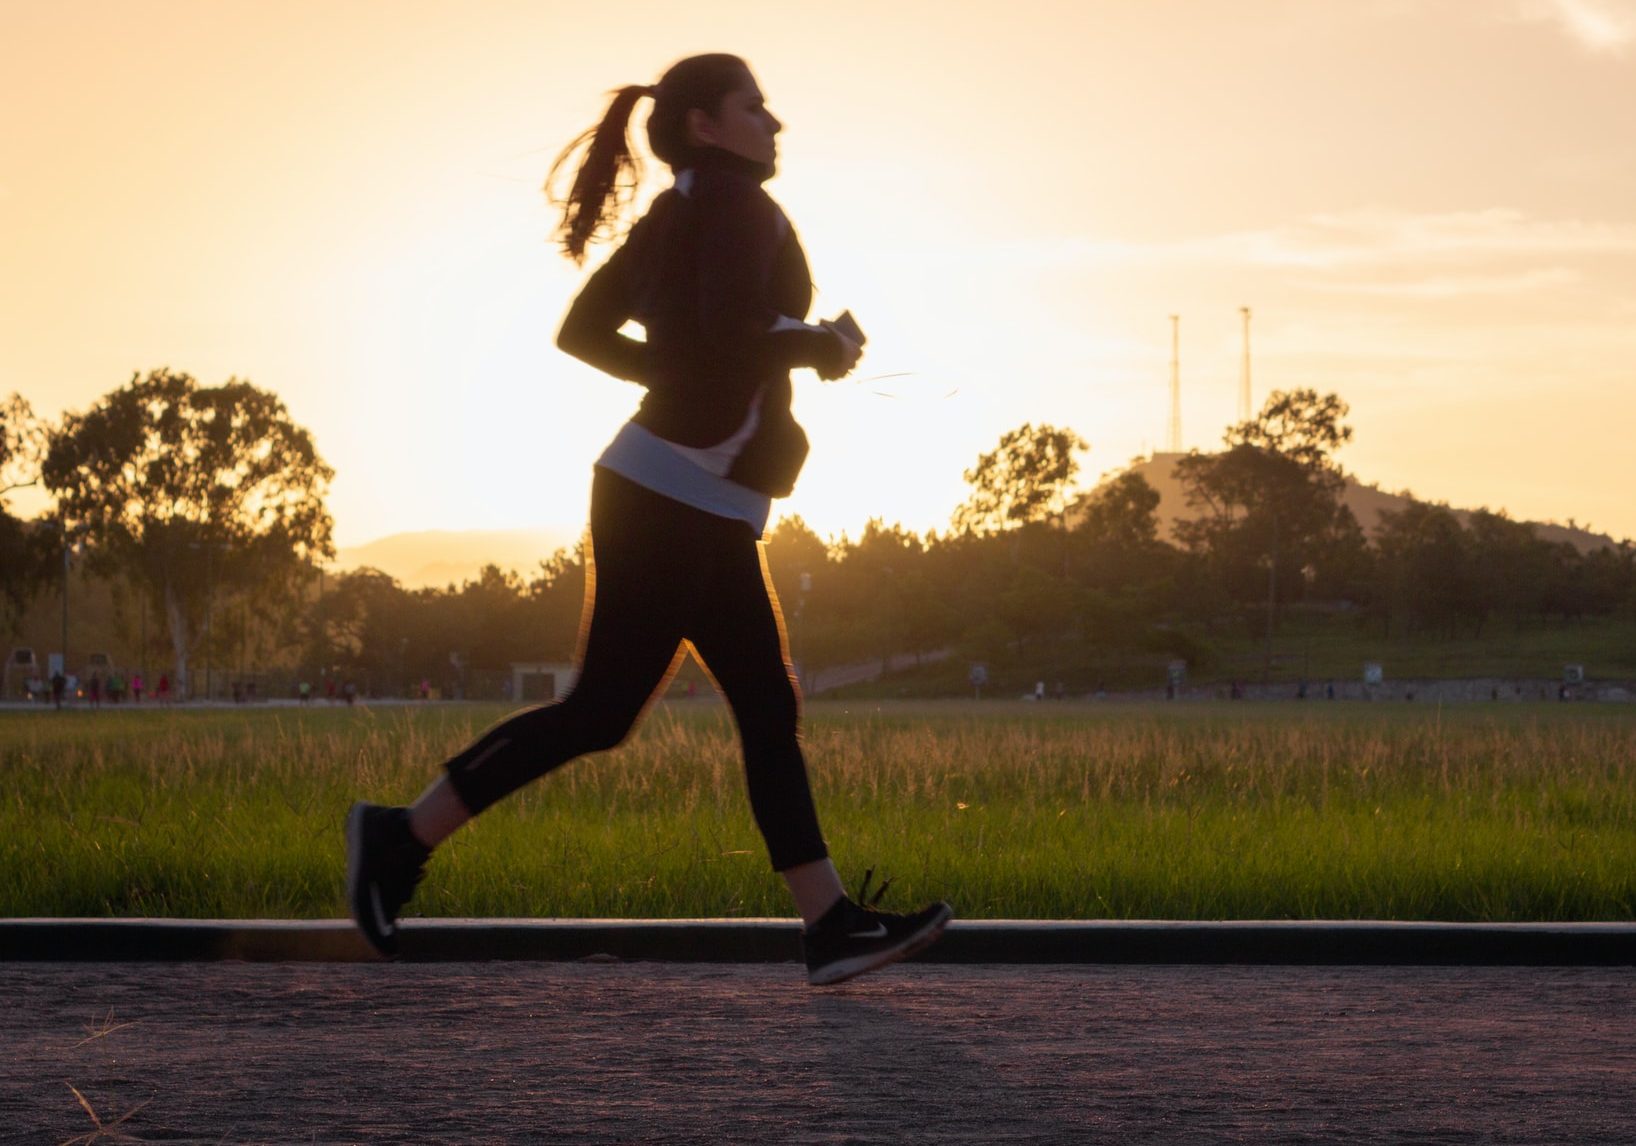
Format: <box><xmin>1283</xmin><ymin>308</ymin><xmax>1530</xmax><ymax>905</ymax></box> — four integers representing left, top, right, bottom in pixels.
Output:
<box><xmin>3</xmin><ymin>700</ymin><xmax>1633</xmax><ymax>920</ymax></box>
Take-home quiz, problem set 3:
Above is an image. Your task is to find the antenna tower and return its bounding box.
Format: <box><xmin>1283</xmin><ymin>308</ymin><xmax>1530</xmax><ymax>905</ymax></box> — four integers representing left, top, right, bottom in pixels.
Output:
<box><xmin>1168</xmin><ymin>315</ymin><xmax>1181</xmax><ymax>452</ymax></box>
<box><xmin>1238</xmin><ymin>306</ymin><xmax>1252</xmax><ymax>423</ymax></box>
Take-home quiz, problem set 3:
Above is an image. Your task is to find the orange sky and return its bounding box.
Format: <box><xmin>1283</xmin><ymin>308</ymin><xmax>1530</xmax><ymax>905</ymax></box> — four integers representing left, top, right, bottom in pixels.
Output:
<box><xmin>5</xmin><ymin>0</ymin><xmax>1634</xmax><ymax>548</ymax></box>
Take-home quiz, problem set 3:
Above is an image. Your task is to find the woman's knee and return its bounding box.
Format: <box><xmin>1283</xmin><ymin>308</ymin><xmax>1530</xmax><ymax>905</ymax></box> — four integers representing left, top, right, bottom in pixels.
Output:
<box><xmin>759</xmin><ymin>673</ymin><xmax>800</xmax><ymax>733</ymax></box>
<box><xmin>553</xmin><ymin>691</ymin><xmax>645</xmax><ymax>754</ymax></box>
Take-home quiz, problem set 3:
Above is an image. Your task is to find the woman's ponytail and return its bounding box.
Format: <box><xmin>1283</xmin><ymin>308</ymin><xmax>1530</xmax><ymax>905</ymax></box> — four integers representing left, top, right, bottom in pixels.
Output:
<box><xmin>545</xmin><ymin>56</ymin><xmax>751</xmax><ymax>264</ymax></box>
<box><xmin>545</xmin><ymin>84</ymin><xmax>653</xmax><ymax>265</ymax></box>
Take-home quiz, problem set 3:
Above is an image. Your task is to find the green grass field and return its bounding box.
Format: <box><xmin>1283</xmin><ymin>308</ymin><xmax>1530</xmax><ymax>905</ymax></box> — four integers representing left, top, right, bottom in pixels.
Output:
<box><xmin>836</xmin><ymin>615</ymin><xmax>1636</xmax><ymax>697</ymax></box>
<box><xmin>3</xmin><ymin>699</ymin><xmax>1633</xmax><ymax>921</ymax></box>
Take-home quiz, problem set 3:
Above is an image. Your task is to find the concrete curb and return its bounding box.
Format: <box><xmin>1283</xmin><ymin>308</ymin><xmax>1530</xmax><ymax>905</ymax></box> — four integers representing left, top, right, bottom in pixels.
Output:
<box><xmin>2</xmin><ymin>918</ymin><xmax>1634</xmax><ymax>965</ymax></box>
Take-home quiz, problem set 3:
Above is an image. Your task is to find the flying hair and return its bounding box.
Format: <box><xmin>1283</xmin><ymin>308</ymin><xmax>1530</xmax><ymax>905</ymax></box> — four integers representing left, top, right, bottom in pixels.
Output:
<box><xmin>545</xmin><ymin>84</ymin><xmax>650</xmax><ymax>265</ymax></box>
<box><xmin>544</xmin><ymin>54</ymin><xmax>752</xmax><ymax>264</ymax></box>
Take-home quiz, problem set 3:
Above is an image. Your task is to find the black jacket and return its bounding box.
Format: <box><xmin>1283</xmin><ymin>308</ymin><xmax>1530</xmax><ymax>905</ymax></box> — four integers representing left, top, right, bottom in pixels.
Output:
<box><xmin>557</xmin><ymin>149</ymin><xmax>842</xmax><ymax>497</ymax></box>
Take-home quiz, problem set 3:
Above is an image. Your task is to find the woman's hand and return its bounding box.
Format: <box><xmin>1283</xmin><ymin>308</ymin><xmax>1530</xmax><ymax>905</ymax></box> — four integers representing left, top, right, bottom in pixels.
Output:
<box><xmin>816</xmin><ymin>323</ymin><xmax>863</xmax><ymax>381</ymax></box>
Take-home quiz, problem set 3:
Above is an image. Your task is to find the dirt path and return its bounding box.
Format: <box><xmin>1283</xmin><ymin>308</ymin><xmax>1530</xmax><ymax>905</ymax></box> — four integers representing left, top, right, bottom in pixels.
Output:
<box><xmin>2</xmin><ymin>962</ymin><xmax>1632</xmax><ymax>1144</ymax></box>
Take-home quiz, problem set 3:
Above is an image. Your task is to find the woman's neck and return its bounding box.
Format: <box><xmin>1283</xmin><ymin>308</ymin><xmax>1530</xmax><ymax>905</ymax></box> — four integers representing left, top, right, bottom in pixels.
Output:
<box><xmin>685</xmin><ymin>146</ymin><xmax>773</xmax><ymax>183</ymax></box>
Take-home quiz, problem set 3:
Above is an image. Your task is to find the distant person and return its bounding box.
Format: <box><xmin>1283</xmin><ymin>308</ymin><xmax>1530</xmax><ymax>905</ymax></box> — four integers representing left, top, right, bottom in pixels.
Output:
<box><xmin>50</xmin><ymin>670</ymin><xmax>66</xmax><ymax>710</ymax></box>
<box><xmin>299</xmin><ymin>680</ymin><xmax>312</xmax><ymax>705</ymax></box>
<box><xmin>343</xmin><ymin>680</ymin><xmax>357</xmax><ymax>707</ymax></box>
<box><xmin>326</xmin><ymin>677</ymin><xmax>337</xmax><ymax>704</ymax></box>
<box><xmin>347</xmin><ymin>53</ymin><xmax>950</xmax><ymax>986</ymax></box>
<box><xmin>131</xmin><ymin>672</ymin><xmax>144</xmax><ymax>704</ymax></box>
<box><xmin>87</xmin><ymin>673</ymin><xmax>102</xmax><ymax>708</ymax></box>
<box><xmin>156</xmin><ymin>673</ymin><xmax>171</xmax><ymax>704</ymax></box>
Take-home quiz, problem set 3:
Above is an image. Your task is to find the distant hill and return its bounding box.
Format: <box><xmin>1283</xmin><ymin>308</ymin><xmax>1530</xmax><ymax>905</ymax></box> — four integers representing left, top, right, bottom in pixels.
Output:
<box><xmin>333</xmin><ymin>529</ymin><xmax>580</xmax><ymax>589</ymax></box>
<box><xmin>1117</xmin><ymin>453</ymin><xmax>1622</xmax><ymax>554</ymax></box>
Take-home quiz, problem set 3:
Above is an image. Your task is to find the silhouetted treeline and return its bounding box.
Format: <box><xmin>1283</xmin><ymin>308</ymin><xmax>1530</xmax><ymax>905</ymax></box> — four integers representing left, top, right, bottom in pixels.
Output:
<box><xmin>3</xmin><ymin>371</ymin><xmax>332</xmax><ymax>697</ymax></box>
<box><xmin>6</xmin><ymin>378</ymin><xmax>1634</xmax><ymax>699</ymax></box>
<box><xmin>288</xmin><ymin>484</ymin><xmax>1634</xmax><ymax>698</ymax></box>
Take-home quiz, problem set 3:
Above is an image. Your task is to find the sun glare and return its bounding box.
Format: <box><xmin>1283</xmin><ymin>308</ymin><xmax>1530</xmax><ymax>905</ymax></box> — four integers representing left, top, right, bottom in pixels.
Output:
<box><xmin>6</xmin><ymin>4</ymin><xmax>1636</xmax><ymax>549</ymax></box>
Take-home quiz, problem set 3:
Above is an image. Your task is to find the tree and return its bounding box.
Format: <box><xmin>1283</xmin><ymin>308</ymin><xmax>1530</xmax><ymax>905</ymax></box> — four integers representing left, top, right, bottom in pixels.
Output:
<box><xmin>1466</xmin><ymin>509</ymin><xmax>1554</xmax><ymax>627</ymax></box>
<box><xmin>1576</xmin><ymin>542</ymin><xmax>1636</xmax><ymax>620</ymax></box>
<box><xmin>1373</xmin><ymin>501</ymin><xmax>1479</xmax><ymax>637</ymax></box>
<box><xmin>953</xmin><ymin>423</ymin><xmax>1088</xmax><ymax>534</ymax></box>
<box><xmin>999</xmin><ymin>564</ymin><xmax>1074</xmax><ymax>654</ymax></box>
<box><xmin>829</xmin><ymin>519</ymin><xmax>926</xmax><ymax>670</ymax></box>
<box><xmin>453</xmin><ymin>564</ymin><xmax>531</xmax><ymax>672</ymax></box>
<box><xmin>1232</xmin><ymin>389</ymin><xmax>1352</xmax><ymax>470</ymax></box>
<box><xmin>762</xmin><ymin>515</ymin><xmax>835</xmax><ymax>675</ymax></box>
<box><xmin>0</xmin><ymin>394</ymin><xmax>46</xmax><ymax>503</ymax></box>
<box><xmin>43</xmin><ymin>369</ymin><xmax>335</xmax><ymax>696</ymax></box>
<box><xmin>524</xmin><ymin>543</ymin><xmax>590</xmax><ymax>661</ymax></box>
<box><xmin>0</xmin><ymin>394</ymin><xmax>51</xmax><ymax>620</ymax></box>
<box><xmin>1074</xmin><ymin>469</ymin><xmax>1161</xmax><ymax>550</ymax></box>
<box><xmin>762</xmin><ymin>515</ymin><xmax>830</xmax><ymax>617</ymax></box>
<box><xmin>1069</xmin><ymin>470</ymin><xmax>1182</xmax><ymax>637</ymax></box>
<box><xmin>1175</xmin><ymin>389</ymin><xmax>1359</xmax><ymax>618</ymax></box>
<box><xmin>311</xmin><ymin>567</ymin><xmax>413</xmax><ymax>689</ymax></box>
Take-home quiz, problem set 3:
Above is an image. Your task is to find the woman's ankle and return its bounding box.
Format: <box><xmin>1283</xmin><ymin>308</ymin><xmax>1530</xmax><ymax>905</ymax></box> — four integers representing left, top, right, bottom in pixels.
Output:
<box><xmin>406</xmin><ymin>777</ymin><xmax>471</xmax><ymax>849</ymax></box>
<box><xmin>782</xmin><ymin>857</ymin><xmax>846</xmax><ymax>926</ymax></box>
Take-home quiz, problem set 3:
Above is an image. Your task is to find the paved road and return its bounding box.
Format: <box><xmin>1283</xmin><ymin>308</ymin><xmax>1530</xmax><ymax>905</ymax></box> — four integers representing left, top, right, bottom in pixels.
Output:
<box><xmin>2</xmin><ymin>961</ymin><xmax>1632</xmax><ymax>1144</ymax></box>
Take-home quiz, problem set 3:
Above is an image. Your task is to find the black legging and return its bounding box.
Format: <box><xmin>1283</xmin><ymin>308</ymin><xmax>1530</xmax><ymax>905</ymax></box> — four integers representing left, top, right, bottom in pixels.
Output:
<box><xmin>442</xmin><ymin>467</ymin><xmax>828</xmax><ymax>872</ymax></box>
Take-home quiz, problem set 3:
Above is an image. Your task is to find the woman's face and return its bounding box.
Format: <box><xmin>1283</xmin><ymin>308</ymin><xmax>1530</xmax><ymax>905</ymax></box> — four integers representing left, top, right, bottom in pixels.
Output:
<box><xmin>689</xmin><ymin>76</ymin><xmax>782</xmax><ymax>169</ymax></box>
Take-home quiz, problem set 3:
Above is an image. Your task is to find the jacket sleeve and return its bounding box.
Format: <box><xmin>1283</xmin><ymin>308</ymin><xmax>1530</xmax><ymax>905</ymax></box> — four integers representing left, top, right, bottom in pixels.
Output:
<box><xmin>555</xmin><ymin>239</ymin><xmax>651</xmax><ymax>385</ymax></box>
<box><xmin>694</xmin><ymin>184</ymin><xmax>845</xmax><ymax>377</ymax></box>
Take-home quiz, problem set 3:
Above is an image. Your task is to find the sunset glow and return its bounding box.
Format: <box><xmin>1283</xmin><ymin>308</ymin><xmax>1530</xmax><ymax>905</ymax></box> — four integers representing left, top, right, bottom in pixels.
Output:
<box><xmin>5</xmin><ymin>1</ymin><xmax>1634</xmax><ymax>549</ymax></box>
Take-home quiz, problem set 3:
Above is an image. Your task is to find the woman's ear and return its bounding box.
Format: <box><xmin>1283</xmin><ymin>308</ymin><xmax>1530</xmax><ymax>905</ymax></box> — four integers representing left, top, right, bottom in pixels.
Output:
<box><xmin>685</xmin><ymin>106</ymin><xmax>718</xmax><ymax>148</ymax></box>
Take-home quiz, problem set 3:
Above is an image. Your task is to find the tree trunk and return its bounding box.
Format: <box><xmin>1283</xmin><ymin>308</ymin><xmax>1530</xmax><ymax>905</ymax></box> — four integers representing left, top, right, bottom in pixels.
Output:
<box><xmin>164</xmin><ymin>578</ymin><xmax>191</xmax><ymax>698</ymax></box>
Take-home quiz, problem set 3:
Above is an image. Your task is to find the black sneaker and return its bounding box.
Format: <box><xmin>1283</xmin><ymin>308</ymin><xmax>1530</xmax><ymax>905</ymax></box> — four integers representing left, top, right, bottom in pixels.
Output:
<box><xmin>346</xmin><ymin>802</ymin><xmax>429</xmax><ymax>958</ymax></box>
<box><xmin>803</xmin><ymin>897</ymin><xmax>954</xmax><ymax>986</ymax></box>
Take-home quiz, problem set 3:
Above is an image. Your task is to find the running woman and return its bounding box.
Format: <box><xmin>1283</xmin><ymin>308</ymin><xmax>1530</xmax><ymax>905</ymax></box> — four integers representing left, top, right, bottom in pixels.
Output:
<box><xmin>347</xmin><ymin>53</ymin><xmax>952</xmax><ymax>986</ymax></box>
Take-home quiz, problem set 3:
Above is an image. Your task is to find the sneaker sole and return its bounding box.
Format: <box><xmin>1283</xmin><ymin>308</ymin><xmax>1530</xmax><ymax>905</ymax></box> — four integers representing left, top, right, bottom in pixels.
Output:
<box><xmin>345</xmin><ymin>803</ymin><xmax>395</xmax><ymax>959</ymax></box>
<box><xmin>808</xmin><ymin>904</ymin><xmax>954</xmax><ymax>987</ymax></box>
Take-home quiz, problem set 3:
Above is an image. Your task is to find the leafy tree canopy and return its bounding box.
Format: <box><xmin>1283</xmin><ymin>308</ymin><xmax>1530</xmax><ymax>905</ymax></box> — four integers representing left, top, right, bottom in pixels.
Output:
<box><xmin>1175</xmin><ymin>389</ymin><xmax>1359</xmax><ymax>611</ymax></box>
<box><xmin>43</xmin><ymin>369</ymin><xmax>335</xmax><ymax>692</ymax></box>
<box><xmin>0</xmin><ymin>394</ymin><xmax>54</xmax><ymax>619</ymax></box>
<box><xmin>954</xmin><ymin>423</ymin><xmax>1088</xmax><ymax>534</ymax></box>
<box><xmin>0</xmin><ymin>393</ymin><xmax>46</xmax><ymax>503</ymax></box>
<box><xmin>1075</xmin><ymin>470</ymin><xmax>1162</xmax><ymax>549</ymax></box>
<box><xmin>1228</xmin><ymin>388</ymin><xmax>1352</xmax><ymax>471</ymax></box>
<box><xmin>45</xmin><ymin>370</ymin><xmax>332</xmax><ymax>557</ymax></box>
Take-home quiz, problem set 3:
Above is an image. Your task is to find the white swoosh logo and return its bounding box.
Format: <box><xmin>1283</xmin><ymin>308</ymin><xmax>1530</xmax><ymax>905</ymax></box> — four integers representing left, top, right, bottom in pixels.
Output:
<box><xmin>847</xmin><ymin>923</ymin><xmax>888</xmax><ymax>939</ymax></box>
<box><xmin>370</xmin><ymin>887</ymin><xmax>396</xmax><ymax>936</ymax></box>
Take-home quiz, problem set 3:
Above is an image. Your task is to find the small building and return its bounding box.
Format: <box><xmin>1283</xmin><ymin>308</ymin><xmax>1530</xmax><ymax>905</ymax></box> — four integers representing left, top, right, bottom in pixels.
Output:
<box><xmin>5</xmin><ymin>647</ymin><xmax>39</xmax><ymax>699</ymax></box>
<box><xmin>510</xmin><ymin>661</ymin><xmax>578</xmax><ymax>703</ymax></box>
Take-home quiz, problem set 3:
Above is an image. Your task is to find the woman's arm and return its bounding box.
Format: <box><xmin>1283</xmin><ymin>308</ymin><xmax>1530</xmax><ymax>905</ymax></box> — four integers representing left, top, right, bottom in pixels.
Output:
<box><xmin>556</xmin><ymin>242</ymin><xmax>651</xmax><ymax>385</ymax></box>
<box><xmin>694</xmin><ymin>182</ymin><xmax>849</xmax><ymax>378</ymax></box>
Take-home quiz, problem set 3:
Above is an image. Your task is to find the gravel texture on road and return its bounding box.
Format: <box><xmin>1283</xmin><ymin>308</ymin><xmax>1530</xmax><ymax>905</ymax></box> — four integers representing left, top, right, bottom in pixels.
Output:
<box><xmin>2</xmin><ymin>961</ymin><xmax>1632</xmax><ymax>1144</ymax></box>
